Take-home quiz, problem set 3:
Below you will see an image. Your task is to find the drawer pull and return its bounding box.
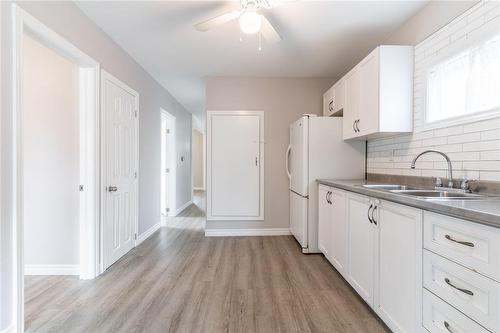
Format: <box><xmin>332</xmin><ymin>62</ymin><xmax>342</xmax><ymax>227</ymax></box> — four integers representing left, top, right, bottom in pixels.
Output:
<box><xmin>444</xmin><ymin>321</ymin><xmax>454</xmax><ymax>332</ymax></box>
<box><xmin>445</xmin><ymin>234</ymin><xmax>474</xmax><ymax>248</ymax></box>
<box><xmin>444</xmin><ymin>278</ymin><xmax>474</xmax><ymax>296</ymax></box>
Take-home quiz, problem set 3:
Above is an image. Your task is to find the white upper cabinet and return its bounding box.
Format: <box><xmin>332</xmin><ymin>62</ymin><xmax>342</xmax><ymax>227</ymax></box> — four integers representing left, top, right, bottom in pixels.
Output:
<box><xmin>323</xmin><ymin>79</ymin><xmax>345</xmax><ymax>117</ymax></box>
<box><xmin>341</xmin><ymin>45</ymin><xmax>414</xmax><ymax>140</ymax></box>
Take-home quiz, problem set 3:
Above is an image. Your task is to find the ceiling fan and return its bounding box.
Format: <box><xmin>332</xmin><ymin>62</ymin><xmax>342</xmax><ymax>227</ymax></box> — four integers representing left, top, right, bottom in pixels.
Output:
<box><xmin>194</xmin><ymin>0</ymin><xmax>285</xmax><ymax>44</ymax></box>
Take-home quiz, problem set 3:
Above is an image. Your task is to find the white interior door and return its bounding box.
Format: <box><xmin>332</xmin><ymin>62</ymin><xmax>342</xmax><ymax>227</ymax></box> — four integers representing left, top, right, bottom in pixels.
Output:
<box><xmin>207</xmin><ymin>111</ymin><xmax>264</xmax><ymax>220</ymax></box>
<box><xmin>102</xmin><ymin>71</ymin><xmax>138</xmax><ymax>270</ymax></box>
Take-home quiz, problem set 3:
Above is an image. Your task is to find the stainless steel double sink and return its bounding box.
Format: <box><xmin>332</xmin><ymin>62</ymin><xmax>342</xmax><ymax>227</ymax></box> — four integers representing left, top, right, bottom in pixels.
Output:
<box><xmin>361</xmin><ymin>184</ymin><xmax>487</xmax><ymax>200</ymax></box>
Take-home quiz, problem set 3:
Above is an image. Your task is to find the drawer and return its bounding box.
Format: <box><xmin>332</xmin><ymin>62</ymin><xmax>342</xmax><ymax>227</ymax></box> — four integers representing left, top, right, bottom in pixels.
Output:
<box><xmin>424</xmin><ymin>211</ymin><xmax>500</xmax><ymax>282</ymax></box>
<box><xmin>424</xmin><ymin>250</ymin><xmax>500</xmax><ymax>332</ymax></box>
<box><xmin>423</xmin><ymin>289</ymin><xmax>490</xmax><ymax>333</ymax></box>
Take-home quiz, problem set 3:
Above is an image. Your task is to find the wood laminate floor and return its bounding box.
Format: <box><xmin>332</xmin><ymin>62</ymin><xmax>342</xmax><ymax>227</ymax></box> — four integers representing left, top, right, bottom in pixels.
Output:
<box><xmin>25</xmin><ymin>191</ymin><xmax>388</xmax><ymax>333</ymax></box>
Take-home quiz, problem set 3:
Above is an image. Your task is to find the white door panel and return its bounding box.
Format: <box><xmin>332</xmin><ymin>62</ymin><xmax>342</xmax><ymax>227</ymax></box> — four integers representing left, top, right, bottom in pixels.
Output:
<box><xmin>208</xmin><ymin>113</ymin><xmax>263</xmax><ymax>219</ymax></box>
<box><xmin>102</xmin><ymin>72</ymin><xmax>138</xmax><ymax>270</ymax></box>
<box><xmin>290</xmin><ymin>191</ymin><xmax>308</xmax><ymax>248</ymax></box>
<box><xmin>289</xmin><ymin>116</ymin><xmax>308</xmax><ymax>196</ymax></box>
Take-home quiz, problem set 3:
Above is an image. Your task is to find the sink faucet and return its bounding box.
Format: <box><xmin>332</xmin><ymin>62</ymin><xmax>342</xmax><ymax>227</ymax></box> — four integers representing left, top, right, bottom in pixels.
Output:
<box><xmin>411</xmin><ymin>150</ymin><xmax>454</xmax><ymax>188</ymax></box>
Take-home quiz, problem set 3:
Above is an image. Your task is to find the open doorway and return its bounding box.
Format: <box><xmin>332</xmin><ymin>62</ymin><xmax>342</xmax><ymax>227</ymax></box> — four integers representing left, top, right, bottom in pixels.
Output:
<box><xmin>161</xmin><ymin>109</ymin><xmax>177</xmax><ymax>218</ymax></box>
<box><xmin>11</xmin><ymin>6</ymin><xmax>100</xmax><ymax>332</ymax></box>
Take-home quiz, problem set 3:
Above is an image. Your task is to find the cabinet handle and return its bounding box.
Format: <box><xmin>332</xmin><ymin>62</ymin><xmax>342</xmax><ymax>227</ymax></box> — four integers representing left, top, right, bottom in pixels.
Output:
<box><xmin>327</xmin><ymin>191</ymin><xmax>333</xmax><ymax>205</ymax></box>
<box><xmin>445</xmin><ymin>234</ymin><xmax>474</xmax><ymax>248</ymax></box>
<box><xmin>329</xmin><ymin>100</ymin><xmax>333</xmax><ymax>111</ymax></box>
<box><xmin>367</xmin><ymin>204</ymin><xmax>373</xmax><ymax>223</ymax></box>
<box><xmin>108</xmin><ymin>186</ymin><xmax>118</xmax><ymax>192</ymax></box>
<box><xmin>371</xmin><ymin>205</ymin><xmax>378</xmax><ymax>225</ymax></box>
<box><xmin>352</xmin><ymin>121</ymin><xmax>357</xmax><ymax>133</ymax></box>
<box><xmin>355</xmin><ymin>119</ymin><xmax>360</xmax><ymax>132</ymax></box>
<box><xmin>444</xmin><ymin>321</ymin><xmax>454</xmax><ymax>333</ymax></box>
<box><xmin>325</xmin><ymin>191</ymin><xmax>330</xmax><ymax>204</ymax></box>
<box><xmin>444</xmin><ymin>278</ymin><xmax>474</xmax><ymax>296</ymax></box>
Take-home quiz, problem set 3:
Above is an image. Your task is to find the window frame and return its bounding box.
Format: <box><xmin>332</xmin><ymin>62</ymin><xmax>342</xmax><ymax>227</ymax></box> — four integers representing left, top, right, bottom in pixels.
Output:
<box><xmin>418</xmin><ymin>24</ymin><xmax>500</xmax><ymax>132</ymax></box>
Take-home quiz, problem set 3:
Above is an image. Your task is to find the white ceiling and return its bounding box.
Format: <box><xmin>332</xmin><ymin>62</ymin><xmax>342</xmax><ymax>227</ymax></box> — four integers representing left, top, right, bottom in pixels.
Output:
<box><xmin>76</xmin><ymin>1</ymin><xmax>429</xmax><ymax>120</ymax></box>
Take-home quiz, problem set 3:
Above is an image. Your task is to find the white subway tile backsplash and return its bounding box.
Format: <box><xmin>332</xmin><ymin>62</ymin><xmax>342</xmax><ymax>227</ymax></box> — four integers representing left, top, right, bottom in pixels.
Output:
<box><xmin>367</xmin><ymin>2</ymin><xmax>500</xmax><ymax>182</ymax></box>
<box><xmin>463</xmin><ymin>140</ymin><xmax>500</xmax><ymax>152</ymax></box>
<box><xmin>480</xmin><ymin>151</ymin><xmax>500</xmax><ymax>160</ymax></box>
<box><xmin>447</xmin><ymin>132</ymin><xmax>481</xmax><ymax>144</ymax></box>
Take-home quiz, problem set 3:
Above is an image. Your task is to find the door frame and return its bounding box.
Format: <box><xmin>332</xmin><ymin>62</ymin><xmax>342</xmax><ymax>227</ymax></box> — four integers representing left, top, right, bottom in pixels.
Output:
<box><xmin>161</xmin><ymin>109</ymin><xmax>176</xmax><ymax>217</ymax></box>
<box><xmin>206</xmin><ymin>110</ymin><xmax>265</xmax><ymax>221</ymax></box>
<box><xmin>100</xmin><ymin>70</ymin><xmax>140</xmax><ymax>273</ymax></box>
<box><xmin>191</xmin><ymin>127</ymin><xmax>206</xmax><ymax>191</ymax></box>
<box><xmin>10</xmin><ymin>5</ymin><xmax>100</xmax><ymax>332</ymax></box>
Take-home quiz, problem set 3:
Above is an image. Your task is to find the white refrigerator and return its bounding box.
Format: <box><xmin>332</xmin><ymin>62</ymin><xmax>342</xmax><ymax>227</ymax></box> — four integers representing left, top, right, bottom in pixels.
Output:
<box><xmin>286</xmin><ymin>115</ymin><xmax>366</xmax><ymax>253</ymax></box>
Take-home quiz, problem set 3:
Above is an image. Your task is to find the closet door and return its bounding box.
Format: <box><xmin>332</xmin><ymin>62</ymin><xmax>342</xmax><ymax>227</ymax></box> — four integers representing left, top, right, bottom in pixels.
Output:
<box><xmin>207</xmin><ymin>111</ymin><xmax>264</xmax><ymax>220</ymax></box>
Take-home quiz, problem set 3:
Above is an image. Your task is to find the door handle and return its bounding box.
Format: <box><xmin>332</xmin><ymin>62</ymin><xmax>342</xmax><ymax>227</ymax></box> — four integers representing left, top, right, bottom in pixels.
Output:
<box><xmin>108</xmin><ymin>186</ymin><xmax>118</xmax><ymax>192</ymax></box>
<box><xmin>371</xmin><ymin>205</ymin><xmax>378</xmax><ymax>225</ymax></box>
<box><xmin>367</xmin><ymin>204</ymin><xmax>373</xmax><ymax>223</ymax></box>
<box><xmin>285</xmin><ymin>145</ymin><xmax>292</xmax><ymax>179</ymax></box>
<box><xmin>445</xmin><ymin>234</ymin><xmax>474</xmax><ymax>247</ymax></box>
<box><xmin>444</xmin><ymin>278</ymin><xmax>474</xmax><ymax>296</ymax></box>
<box><xmin>443</xmin><ymin>321</ymin><xmax>454</xmax><ymax>333</ymax></box>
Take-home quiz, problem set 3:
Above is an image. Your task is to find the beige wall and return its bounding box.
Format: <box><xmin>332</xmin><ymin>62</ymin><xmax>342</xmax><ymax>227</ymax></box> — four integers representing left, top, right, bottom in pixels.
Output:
<box><xmin>192</xmin><ymin>130</ymin><xmax>204</xmax><ymax>190</ymax></box>
<box><xmin>384</xmin><ymin>1</ymin><xmax>477</xmax><ymax>45</ymax></box>
<box><xmin>23</xmin><ymin>35</ymin><xmax>80</xmax><ymax>267</ymax></box>
<box><xmin>205</xmin><ymin>77</ymin><xmax>333</xmax><ymax>230</ymax></box>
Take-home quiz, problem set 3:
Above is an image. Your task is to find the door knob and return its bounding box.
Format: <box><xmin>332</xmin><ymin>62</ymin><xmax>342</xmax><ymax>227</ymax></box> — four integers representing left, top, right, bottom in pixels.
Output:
<box><xmin>108</xmin><ymin>186</ymin><xmax>118</xmax><ymax>192</ymax></box>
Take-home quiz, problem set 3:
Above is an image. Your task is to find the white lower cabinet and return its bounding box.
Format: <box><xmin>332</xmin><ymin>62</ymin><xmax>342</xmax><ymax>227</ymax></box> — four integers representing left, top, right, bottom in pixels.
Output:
<box><xmin>318</xmin><ymin>186</ymin><xmax>348</xmax><ymax>276</ymax></box>
<box><xmin>423</xmin><ymin>289</ymin><xmax>490</xmax><ymax>333</ymax></box>
<box><xmin>318</xmin><ymin>187</ymin><xmax>424</xmax><ymax>332</ymax></box>
<box><xmin>374</xmin><ymin>200</ymin><xmax>423</xmax><ymax>333</ymax></box>
<box><xmin>346</xmin><ymin>192</ymin><xmax>376</xmax><ymax>305</ymax></box>
<box><xmin>318</xmin><ymin>185</ymin><xmax>333</xmax><ymax>258</ymax></box>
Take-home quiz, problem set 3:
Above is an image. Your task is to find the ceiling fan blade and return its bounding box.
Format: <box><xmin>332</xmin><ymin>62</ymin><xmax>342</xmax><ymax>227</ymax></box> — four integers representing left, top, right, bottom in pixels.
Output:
<box><xmin>260</xmin><ymin>15</ymin><xmax>282</xmax><ymax>44</ymax></box>
<box><xmin>194</xmin><ymin>10</ymin><xmax>241</xmax><ymax>32</ymax></box>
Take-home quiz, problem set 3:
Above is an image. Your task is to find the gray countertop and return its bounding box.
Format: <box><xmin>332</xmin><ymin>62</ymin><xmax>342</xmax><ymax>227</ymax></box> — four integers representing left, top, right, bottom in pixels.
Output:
<box><xmin>317</xmin><ymin>179</ymin><xmax>500</xmax><ymax>229</ymax></box>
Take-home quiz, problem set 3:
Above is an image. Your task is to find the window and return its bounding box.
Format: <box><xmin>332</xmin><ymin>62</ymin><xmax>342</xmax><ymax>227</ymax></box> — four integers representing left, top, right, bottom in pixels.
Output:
<box><xmin>426</xmin><ymin>32</ymin><xmax>500</xmax><ymax>124</ymax></box>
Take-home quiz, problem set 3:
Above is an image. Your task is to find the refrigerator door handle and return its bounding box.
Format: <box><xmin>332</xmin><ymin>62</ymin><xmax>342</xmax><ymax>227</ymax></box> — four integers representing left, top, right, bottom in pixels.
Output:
<box><xmin>286</xmin><ymin>145</ymin><xmax>292</xmax><ymax>179</ymax></box>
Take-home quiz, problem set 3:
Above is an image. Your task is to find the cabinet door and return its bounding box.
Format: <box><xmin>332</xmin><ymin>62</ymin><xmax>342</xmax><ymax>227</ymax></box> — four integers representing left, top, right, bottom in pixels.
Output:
<box><xmin>333</xmin><ymin>79</ymin><xmax>345</xmax><ymax>114</ymax></box>
<box><xmin>347</xmin><ymin>193</ymin><xmax>375</xmax><ymax>306</ymax></box>
<box><xmin>323</xmin><ymin>86</ymin><xmax>335</xmax><ymax>116</ymax></box>
<box><xmin>330</xmin><ymin>189</ymin><xmax>347</xmax><ymax>276</ymax></box>
<box><xmin>358</xmin><ymin>50</ymin><xmax>380</xmax><ymax>135</ymax></box>
<box><xmin>374</xmin><ymin>201</ymin><xmax>423</xmax><ymax>333</ymax></box>
<box><xmin>318</xmin><ymin>186</ymin><xmax>332</xmax><ymax>257</ymax></box>
<box><xmin>343</xmin><ymin>68</ymin><xmax>360</xmax><ymax>140</ymax></box>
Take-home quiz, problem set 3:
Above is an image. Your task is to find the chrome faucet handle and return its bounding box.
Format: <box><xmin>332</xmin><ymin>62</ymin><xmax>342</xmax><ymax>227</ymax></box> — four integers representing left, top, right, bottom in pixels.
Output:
<box><xmin>435</xmin><ymin>177</ymin><xmax>443</xmax><ymax>187</ymax></box>
<box><xmin>460</xmin><ymin>178</ymin><xmax>476</xmax><ymax>192</ymax></box>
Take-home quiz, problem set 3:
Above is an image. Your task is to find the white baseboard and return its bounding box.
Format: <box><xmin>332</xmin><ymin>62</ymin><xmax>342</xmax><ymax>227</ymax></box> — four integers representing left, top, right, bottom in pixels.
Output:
<box><xmin>205</xmin><ymin>228</ymin><xmax>291</xmax><ymax>237</ymax></box>
<box><xmin>25</xmin><ymin>264</ymin><xmax>79</xmax><ymax>276</ymax></box>
<box><xmin>193</xmin><ymin>187</ymin><xmax>205</xmax><ymax>191</ymax></box>
<box><xmin>137</xmin><ymin>221</ymin><xmax>161</xmax><ymax>245</ymax></box>
<box><xmin>175</xmin><ymin>200</ymin><xmax>193</xmax><ymax>215</ymax></box>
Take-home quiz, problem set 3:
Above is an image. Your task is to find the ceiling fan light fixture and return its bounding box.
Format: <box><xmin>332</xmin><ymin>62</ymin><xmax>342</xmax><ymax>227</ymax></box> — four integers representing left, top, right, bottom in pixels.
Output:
<box><xmin>239</xmin><ymin>11</ymin><xmax>262</xmax><ymax>35</ymax></box>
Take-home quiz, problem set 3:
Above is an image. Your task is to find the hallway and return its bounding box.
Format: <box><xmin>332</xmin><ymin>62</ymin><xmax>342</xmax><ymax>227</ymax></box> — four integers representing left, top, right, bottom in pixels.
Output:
<box><xmin>25</xmin><ymin>191</ymin><xmax>386</xmax><ymax>333</ymax></box>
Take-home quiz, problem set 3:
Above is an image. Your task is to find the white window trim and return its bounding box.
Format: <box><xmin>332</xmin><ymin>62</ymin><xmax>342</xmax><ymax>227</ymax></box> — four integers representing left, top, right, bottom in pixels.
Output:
<box><xmin>417</xmin><ymin>20</ymin><xmax>500</xmax><ymax>132</ymax></box>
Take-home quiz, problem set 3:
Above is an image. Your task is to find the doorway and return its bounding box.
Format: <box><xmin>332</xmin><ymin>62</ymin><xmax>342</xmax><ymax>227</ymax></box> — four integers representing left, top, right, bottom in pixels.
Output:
<box><xmin>11</xmin><ymin>6</ymin><xmax>100</xmax><ymax>332</ymax></box>
<box><xmin>192</xmin><ymin>128</ymin><xmax>205</xmax><ymax>192</ymax></box>
<box><xmin>161</xmin><ymin>109</ymin><xmax>177</xmax><ymax>217</ymax></box>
